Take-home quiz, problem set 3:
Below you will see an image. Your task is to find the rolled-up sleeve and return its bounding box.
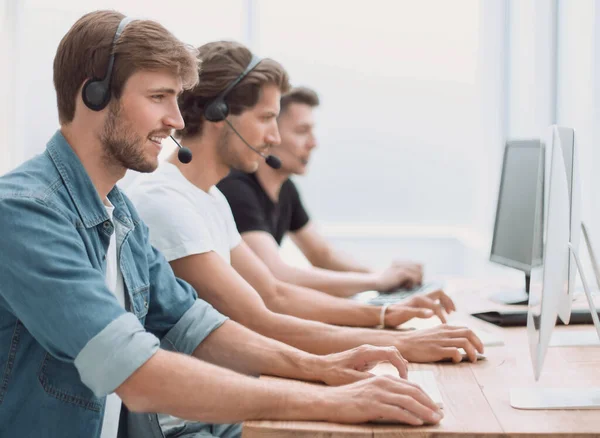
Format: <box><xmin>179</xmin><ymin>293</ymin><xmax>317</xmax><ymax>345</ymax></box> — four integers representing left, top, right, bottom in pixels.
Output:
<box><xmin>75</xmin><ymin>313</ymin><xmax>159</xmax><ymax>396</ymax></box>
<box><xmin>0</xmin><ymin>197</ymin><xmax>156</xmax><ymax>397</ymax></box>
<box><xmin>161</xmin><ymin>299</ymin><xmax>227</xmax><ymax>354</ymax></box>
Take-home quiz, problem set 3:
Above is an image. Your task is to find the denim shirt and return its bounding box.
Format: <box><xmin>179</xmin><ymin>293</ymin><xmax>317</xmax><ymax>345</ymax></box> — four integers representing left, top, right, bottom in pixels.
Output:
<box><xmin>0</xmin><ymin>131</ymin><xmax>228</xmax><ymax>437</ymax></box>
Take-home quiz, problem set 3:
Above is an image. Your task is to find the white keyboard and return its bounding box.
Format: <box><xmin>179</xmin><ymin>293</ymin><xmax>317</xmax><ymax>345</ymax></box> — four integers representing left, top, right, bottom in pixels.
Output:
<box><xmin>408</xmin><ymin>370</ymin><xmax>444</xmax><ymax>409</ymax></box>
<box><xmin>371</xmin><ymin>364</ymin><xmax>444</xmax><ymax>408</ymax></box>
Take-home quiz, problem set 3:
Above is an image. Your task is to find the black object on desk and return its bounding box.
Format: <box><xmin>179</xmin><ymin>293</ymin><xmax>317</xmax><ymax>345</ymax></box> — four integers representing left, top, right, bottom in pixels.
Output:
<box><xmin>471</xmin><ymin>309</ymin><xmax>600</xmax><ymax>327</ymax></box>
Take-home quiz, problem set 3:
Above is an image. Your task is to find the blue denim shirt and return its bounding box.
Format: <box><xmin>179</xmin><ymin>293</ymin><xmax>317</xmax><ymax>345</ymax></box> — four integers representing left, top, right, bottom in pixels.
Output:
<box><xmin>0</xmin><ymin>131</ymin><xmax>228</xmax><ymax>437</ymax></box>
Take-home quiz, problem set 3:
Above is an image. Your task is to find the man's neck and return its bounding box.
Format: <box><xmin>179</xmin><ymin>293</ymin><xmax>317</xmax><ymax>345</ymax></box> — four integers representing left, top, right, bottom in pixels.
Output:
<box><xmin>167</xmin><ymin>135</ymin><xmax>229</xmax><ymax>193</ymax></box>
<box><xmin>254</xmin><ymin>163</ymin><xmax>291</xmax><ymax>203</ymax></box>
<box><xmin>60</xmin><ymin>124</ymin><xmax>125</xmax><ymax>203</ymax></box>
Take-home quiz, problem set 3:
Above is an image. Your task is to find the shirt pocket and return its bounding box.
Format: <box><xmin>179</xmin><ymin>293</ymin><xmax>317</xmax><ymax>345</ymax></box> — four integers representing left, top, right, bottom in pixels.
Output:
<box><xmin>119</xmin><ymin>239</ymin><xmax>150</xmax><ymax>322</ymax></box>
<box><xmin>37</xmin><ymin>353</ymin><xmax>103</xmax><ymax>412</ymax></box>
<box><xmin>130</xmin><ymin>285</ymin><xmax>150</xmax><ymax>322</ymax></box>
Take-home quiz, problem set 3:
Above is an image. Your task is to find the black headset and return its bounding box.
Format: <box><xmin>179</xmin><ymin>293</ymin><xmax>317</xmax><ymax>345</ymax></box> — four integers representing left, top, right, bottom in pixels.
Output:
<box><xmin>203</xmin><ymin>55</ymin><xmax>263</xmax><ymax>122</ymax></box>
<box><xmin>82</xmin><ymin>17</ymin><xmax>134</xmax><ymax>111</ymax></box>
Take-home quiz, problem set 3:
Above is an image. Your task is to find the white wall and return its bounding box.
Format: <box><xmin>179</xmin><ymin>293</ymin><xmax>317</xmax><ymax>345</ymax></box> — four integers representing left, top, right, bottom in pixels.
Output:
<box><xmin>556</xmin><ymin>0</ymin><xmax>600</xmax><ymax>252</ymax></box>
<box><xmin>0</xmin><ymin>0</ymin><xmax>18</xmax><ymax>175</ymax></box>
<box><xmin>256</xmin><ymin>0</ymin><xmax>482</xmax><ymax>233</ymax></box>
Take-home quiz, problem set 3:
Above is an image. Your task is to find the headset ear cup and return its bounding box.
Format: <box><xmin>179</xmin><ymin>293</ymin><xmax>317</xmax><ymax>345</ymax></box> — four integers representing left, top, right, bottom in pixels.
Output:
<box><xmin>82</xmin><ymin>79</ymin><xmax>111</xmax><ymax>111</ymax></box>
<box><xmin>204</xmin><ymin>99</ymin><xmax>229</xmax><ymax>122</ymax></box>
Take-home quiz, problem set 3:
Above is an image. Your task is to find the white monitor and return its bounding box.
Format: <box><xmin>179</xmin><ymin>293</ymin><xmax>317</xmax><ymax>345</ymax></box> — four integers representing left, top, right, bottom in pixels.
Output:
<box><xmin>555</xmin><ymin>127</ymin><xmax>582</xmax><ymax>324</ymax></box>
<box><xmin>526</xmin><ymin>127</ymin><xmax>570</xmax><ymax>381</ymax></box>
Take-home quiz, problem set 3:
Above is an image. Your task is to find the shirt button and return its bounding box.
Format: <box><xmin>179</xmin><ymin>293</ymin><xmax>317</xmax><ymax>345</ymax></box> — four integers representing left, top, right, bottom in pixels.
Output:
<box><xmin>144</xmin><ymin>301</ymin><xmax>148</xmax><ymax>308</ymax></box>
<box><xmin>103</xmin><ymin>221</ymin><xmax>111</xmax><ymax>229</ymax></box>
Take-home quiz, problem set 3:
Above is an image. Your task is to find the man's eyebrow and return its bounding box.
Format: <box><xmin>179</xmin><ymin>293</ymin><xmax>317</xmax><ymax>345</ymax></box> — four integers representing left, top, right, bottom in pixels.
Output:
<box><xmin>148</xmin><ymin>87</ymin><xmax>183</xmax><ymax>96</ymax></box>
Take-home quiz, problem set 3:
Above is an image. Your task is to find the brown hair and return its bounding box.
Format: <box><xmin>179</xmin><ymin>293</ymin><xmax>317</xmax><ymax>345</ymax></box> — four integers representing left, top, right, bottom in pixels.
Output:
<box><xmin>280</xmin><ymin>86</ymin><xmax>320</xmax><ymax>115</ymax></box>
<box><xmin>177</xmin><ymin>41</ymin><xmax>290</xmax><ymax>138</ymax></box>
<box><xmin>53</xmin><ymin>10</ymin><xmax>200</xmax><ymax>124</ymax></box>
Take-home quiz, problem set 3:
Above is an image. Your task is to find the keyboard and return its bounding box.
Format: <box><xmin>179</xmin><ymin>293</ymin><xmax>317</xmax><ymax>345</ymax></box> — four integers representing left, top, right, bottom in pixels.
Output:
<box><xmin>352</xmin><ymin>282</ymin><xmax>445</xmax><ymax>306</ymax></box>
<box><xmin>372</xmin><ymin>364</ymin><xmax>444</xmax><ymax>409</ymax></box>
<box><xmin>408</xmin><ymin>370</ymin><xmax>444</xmax><ymax>408</ymax></box>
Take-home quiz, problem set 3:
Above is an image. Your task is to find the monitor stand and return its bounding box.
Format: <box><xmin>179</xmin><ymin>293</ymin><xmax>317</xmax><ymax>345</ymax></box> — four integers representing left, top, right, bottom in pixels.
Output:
<box><xmin>549</xmin><ymin>222</ymin><xmax>600</xmax><ymax>347</ymax></box>
<box><xmin>490</xmin><ymin>273</ymin><xmax>531</xmax><ymax>305</ymax></box>
<box><xmin>510</xmin><ymin>223</ymin><xmax>600</xmax><ymax>410</ymax></box>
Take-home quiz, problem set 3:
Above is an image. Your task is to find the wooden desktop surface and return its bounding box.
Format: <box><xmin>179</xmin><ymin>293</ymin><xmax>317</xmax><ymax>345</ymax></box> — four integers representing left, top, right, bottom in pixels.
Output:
<box><xmin>242</xmin><ymin>277</ymin><xmax>600</xmax><ymax>438</ymax></box>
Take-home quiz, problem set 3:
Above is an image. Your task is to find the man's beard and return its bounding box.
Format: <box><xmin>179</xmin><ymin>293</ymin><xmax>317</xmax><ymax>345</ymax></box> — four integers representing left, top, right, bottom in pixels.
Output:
<box><xmin>217</xmin><ymin>126</ymin><xmax>260</xmax><ymax>173</ymax></box>
<box><xmin>99</xmin><ymin>103</ymin><xmax>157</xmax><ymax>173</ymax></box>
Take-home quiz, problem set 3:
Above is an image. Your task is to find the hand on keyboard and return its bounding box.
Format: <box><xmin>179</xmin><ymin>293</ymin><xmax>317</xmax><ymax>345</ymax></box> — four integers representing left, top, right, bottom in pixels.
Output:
<box><xmin>326</xmin><ymin>374</ymin><xmax>443</xmax><ymax>425</ymax></box>
<box><xmin>376</xmin><ymin>261</ymin><xmax>424</xmax><ymax>292</ymax></box>
<box><xmin>318</xmin><ymin>344</ymin><xmax>408</xmax><ymax>386</ymax></box>
<box><xmin>383</xmin><ymin>289</ymin><xmax>457</xmax><ymax>326</ymax></box>
<box><xmin>396</xmin><ymin>325</ymin><xmax>485</xmax><ymax>363</ymax></box>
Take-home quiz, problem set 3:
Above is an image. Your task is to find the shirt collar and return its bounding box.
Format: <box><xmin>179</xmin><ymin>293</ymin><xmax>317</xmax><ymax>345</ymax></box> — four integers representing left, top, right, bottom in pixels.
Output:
<box><xmin>46</xmin><ymin>130</ymin><xmax>132</xmax><ymax>229</ymax></box>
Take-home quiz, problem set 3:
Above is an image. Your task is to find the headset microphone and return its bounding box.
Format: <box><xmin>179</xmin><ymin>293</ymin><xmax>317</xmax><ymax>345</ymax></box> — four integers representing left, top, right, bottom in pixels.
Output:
<box><xmin>169</xmin><ymin>136</ymin><xmax>193</xmax><ymax>164</ymax></box>
<box><xmin>265</xmin><ymin>154</ymin><xmax>282</xmax><ymax>170</ymax></box>
<box><xmin>224</xmin><ymin>120</ymin><xmax>281</xmax><ymax>169</ymax></box>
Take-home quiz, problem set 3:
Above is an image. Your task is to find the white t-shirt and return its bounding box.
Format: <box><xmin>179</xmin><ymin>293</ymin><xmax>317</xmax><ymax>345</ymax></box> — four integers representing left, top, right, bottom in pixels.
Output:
<box><xmin>100</xmin><ymin>203</ymin><xmax>126</xmax><ymax>438</ymax></box>
<box><xmin>127</xmin><ymin>163</ymin><xmax>242</xmax><ymax>434</ymax></box>
<box><xmin>126</xmin><ymin>162</ymin><xmax>241</xmax><ymax>263</ymax></box>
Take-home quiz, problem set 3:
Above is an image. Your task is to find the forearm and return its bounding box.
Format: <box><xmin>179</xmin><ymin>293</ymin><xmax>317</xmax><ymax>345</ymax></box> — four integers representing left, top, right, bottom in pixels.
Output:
<box><xmin>316</xmin><ymin>248</ymin><xmax>373</xmax><ymax>274</ymax></box>
<box><xmin>242</xmin><ymin>303</ymin><xmax>385</xmax><ymax>354</ymax></box>
<box><xmin>192</xmin><ymin>319</ymin><xmax>323</xmax><ymax>382</ymax></box>
<box><xmin>117</xmin><ymin>349</ymin><xmax>330</xmax><ymax>423</ymax></box>
<box><xmin>265</xmin><ymin>280</ymin><xmax>383</xmax><ymax>327</ymax></box>
<box><xmin>275</xmin><ymin>264</ymin><xmax>380</xmax><ymax>297</ymax></box>
<box><xmin>262</xmin><ymin>310</ymin><xmax>415</xmax><ymax>355</ymax></box>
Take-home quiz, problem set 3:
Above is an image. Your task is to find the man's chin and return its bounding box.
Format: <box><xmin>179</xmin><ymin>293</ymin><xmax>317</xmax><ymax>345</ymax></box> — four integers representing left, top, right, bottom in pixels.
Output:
<box><xmin>130</xmin><ymin>159</ymin><xmax>159</xmax><ymax>174</ymax></box>
<box><xmin>293</xmin><ymin>165</ymin><xmax>308</xmax><ymax>176</ymax></box>
<box><xmin>232</xmin><ymin>161</ymin><xmax>259</xmax><ymax>174</ymax></box>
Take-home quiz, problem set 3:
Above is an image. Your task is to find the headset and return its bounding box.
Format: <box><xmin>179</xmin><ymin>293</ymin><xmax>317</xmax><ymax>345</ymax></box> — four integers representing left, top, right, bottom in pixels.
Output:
<box><xmin>203</xmin><ymin>55</ymin><xmax>263</xmax><ymax>122</ymax></box>
<box><xmin>82</xmin><ymin>17</ymin><xmax>134</xmax><ymax>111</ymax></box>
<box><xmin>203</xmin><ymin>55</ymin><xmax>282</xmax><ymax>169</ymax></box>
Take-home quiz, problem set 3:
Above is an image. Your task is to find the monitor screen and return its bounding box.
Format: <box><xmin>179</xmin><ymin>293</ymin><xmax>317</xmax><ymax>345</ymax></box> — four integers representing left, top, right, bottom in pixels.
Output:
<box><xmin>491</xmin><ymin>140</ymin><xmax>545</xmax><ymax>272</ymax></box>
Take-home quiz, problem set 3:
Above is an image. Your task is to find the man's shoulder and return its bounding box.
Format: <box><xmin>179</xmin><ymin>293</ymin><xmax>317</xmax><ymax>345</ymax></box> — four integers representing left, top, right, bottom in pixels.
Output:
<box><xmin>0</xmin><ymin>152</ymin><xmax>63</xmax><ymax>205</ymax></box>
<box><xmin>219</xmin><ymin>169</ymin><xmax>255</xmax><ymax>186</ymax></box>
<box><xmin>280</xmin><ymin>177</ymin><xmax>301</xmax><ymax>199</ymax></box>
<box><xmin>218</xmin><ymin>170</ymin><xmax>261</xmax><ymax>199</ymax></box>
<box><xmin>127</xmin><ymin>165</ymin><xmax>190</xmax><ymax>208</ymax></box>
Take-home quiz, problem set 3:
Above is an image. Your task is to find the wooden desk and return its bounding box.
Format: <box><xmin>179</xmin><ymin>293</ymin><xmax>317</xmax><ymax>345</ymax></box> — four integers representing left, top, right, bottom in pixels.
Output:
<box><xmin>243</xmin><ymin>277</ymin><xmax>600</xmax><ymax>438</ymax></box>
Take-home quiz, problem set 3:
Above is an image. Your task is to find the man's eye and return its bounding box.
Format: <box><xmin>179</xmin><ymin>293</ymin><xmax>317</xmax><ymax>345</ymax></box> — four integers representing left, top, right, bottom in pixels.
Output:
<box><xmin>151</xmin><ymin>95</ymin><xmax>164</xmax><ymax>102</ymax></box>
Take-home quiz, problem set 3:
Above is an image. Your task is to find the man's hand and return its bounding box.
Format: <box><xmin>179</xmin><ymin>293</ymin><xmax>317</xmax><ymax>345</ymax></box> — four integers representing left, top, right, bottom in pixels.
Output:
<box><xmin>324</xmin><ymin>375</ymin><xmax>443</xmax><ymax>426</ymax></box>
<box><xmin>315</xmin><ymin>345</ymin><xmax>408</xmax><ymax>386</ymax></box>
<box><xmin>396</xmin><ymin>325</ymin><xmax>484</xmax><ymax>363</ymax></box>
<box><xmin>384</xmin><ymin>289</ymin><xmax>457</xmax><ymax>326</ymax></box>
<box><xmin>376</xmin><ymin>261</ymin><xmax>423</xmax><ymax>292</ymax></box>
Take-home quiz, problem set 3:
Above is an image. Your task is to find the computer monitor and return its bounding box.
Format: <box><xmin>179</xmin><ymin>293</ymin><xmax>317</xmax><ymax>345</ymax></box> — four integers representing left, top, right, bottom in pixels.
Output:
<box><xmin>526</xmin><ymin>129</ymin><xmax>569</xmax><ymax>381</ymax></box>
<box><xmin>555</xmin><ymin>127</ymin><xmax>581</xmax><ymax>324</ymax></box>
<box><xmin>510</xmin><ymin>126</ymin><xmax>600</xmax><ymax>410</ymax></box>
<box><xmin>490</xmin><ymin>140</ymin><xmax>545</xmax><ymax>305</ymax></box>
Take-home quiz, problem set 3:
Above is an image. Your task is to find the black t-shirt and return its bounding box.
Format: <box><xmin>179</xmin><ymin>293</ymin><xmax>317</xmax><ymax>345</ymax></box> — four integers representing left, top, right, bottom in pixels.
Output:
<box><xmin>218</xmin><ymin>170</ymin><xmax>310</xmax><ymax>245</ymax></box>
